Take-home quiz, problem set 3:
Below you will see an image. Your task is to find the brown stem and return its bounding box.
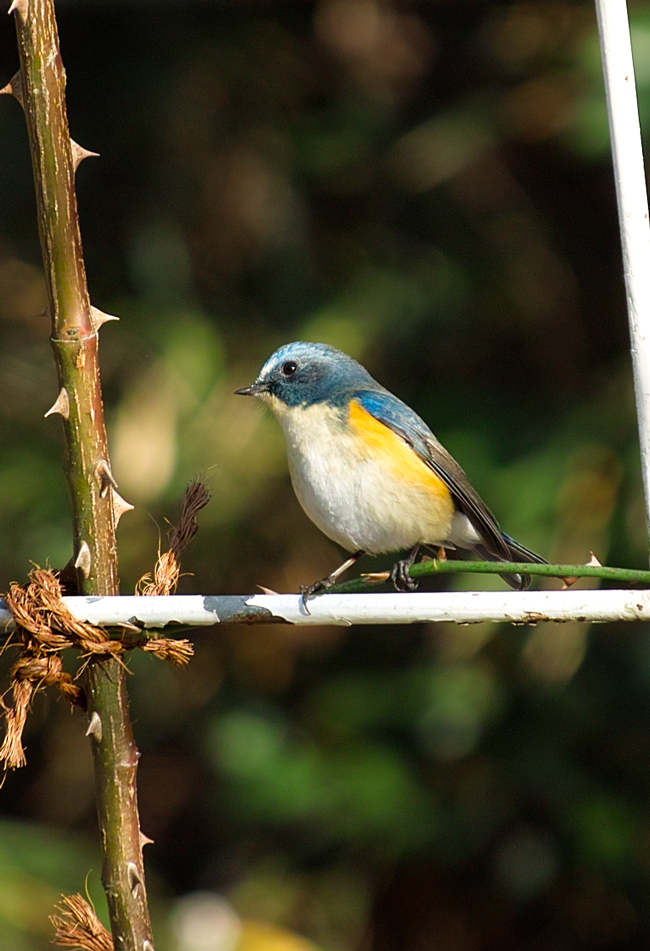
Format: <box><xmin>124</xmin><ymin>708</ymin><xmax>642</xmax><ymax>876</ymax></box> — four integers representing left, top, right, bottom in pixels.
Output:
<box><xmin>10</xmin><ymin>1</ymin><xmax>153</xmax><ymax>947</ymax></box>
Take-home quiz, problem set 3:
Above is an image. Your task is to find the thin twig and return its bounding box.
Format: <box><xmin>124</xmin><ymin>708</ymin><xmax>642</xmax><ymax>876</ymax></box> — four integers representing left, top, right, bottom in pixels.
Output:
<box><xmin>325</xmin><ymin>559</ymin><xmax>650</xmax><ymax>594</ymax></box>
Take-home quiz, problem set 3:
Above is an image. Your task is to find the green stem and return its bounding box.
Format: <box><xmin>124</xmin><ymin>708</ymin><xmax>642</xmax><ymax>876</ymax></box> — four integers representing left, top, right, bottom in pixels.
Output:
<box><xmin>326</xmin><ymin>560</ymin><xmax>650</xmax><ymax>594</ymax></box>
<box><xmin>10</xmin><ymin>2</ymin><xmax>153</xmax><ymax>947</ymax></box>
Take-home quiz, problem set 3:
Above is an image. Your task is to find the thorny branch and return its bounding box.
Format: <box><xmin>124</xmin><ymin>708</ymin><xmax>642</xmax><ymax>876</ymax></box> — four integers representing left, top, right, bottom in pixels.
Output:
<box><xmin>4</xmin><ymin>0</ymin><xmax>152</xmax><ymax>947</ymax></box>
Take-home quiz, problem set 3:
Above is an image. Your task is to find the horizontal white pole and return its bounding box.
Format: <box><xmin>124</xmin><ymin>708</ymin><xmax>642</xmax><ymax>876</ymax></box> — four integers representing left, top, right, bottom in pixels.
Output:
<box><xmin>0</xmin><ymin>590</ymin><xmax>649</xmax><ymax>630</ymax></box>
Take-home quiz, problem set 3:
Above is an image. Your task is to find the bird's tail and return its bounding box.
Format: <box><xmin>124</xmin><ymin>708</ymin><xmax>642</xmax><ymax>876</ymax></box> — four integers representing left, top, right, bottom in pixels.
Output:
<box><xmin>473</xmin><ymin>533</ymin><xmax>547</xmax><ymax>590</ymax></box>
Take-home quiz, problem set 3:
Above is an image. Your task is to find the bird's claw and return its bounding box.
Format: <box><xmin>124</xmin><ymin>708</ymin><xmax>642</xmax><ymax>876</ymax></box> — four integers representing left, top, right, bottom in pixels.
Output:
<box><xmin>299</xmin><ymin>579</ymin><xmax>330</xmax><ymax>612</ymax></box>
<box><xmin>391</xmin><ymin>559</ymin><xmax>418</xmax><ymax>591</ymax></box>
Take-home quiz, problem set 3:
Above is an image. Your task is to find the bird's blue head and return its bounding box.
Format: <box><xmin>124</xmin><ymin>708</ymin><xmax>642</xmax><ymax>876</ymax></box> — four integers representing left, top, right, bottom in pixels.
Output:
<box><xmin>235</xmin><ymin>341</ymin><xmax>378</xmax><ymax>410</ymax></box>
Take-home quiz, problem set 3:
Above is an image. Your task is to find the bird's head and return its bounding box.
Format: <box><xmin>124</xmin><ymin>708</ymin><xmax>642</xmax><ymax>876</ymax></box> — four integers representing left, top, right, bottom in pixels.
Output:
<box><xmin>235</xmin><ymin>341</ymin><xmax>376</xmax><ymax>413</ymax></box>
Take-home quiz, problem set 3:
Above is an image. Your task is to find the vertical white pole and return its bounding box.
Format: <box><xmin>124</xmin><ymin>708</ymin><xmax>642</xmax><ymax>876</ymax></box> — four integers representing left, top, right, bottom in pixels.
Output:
<box><xmin>595</xmin><ymin>0</ymin><xmax>650</xmax><ymax>540</ymax></box>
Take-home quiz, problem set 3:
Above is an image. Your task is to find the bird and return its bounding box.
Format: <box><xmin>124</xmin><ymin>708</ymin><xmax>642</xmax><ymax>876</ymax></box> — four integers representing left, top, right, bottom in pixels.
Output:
<box><xmin>235</xmin><ymin>341</ymin><xmax>546</xmax><ymax>599</ymax></box>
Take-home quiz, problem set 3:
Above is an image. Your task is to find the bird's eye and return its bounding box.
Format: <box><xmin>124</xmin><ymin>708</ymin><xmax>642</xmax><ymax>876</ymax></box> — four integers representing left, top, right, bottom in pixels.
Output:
<box><xmin>282</xmin><ymin>361</ymin><xmax>298</xmax><ymax>376</ymax></box>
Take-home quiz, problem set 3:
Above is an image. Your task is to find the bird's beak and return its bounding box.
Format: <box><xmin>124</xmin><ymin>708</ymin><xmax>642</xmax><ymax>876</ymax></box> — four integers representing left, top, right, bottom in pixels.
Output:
<box><xmin>234</xmin><ymin>381</ymin><xmax>269</xmax><ymax>397</ymax></box>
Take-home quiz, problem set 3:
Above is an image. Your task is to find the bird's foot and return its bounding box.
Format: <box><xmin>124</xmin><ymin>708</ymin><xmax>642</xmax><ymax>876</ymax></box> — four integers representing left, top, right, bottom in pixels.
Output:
<box><xmin>299</xmin><ymin>577</ymin><xmax>333</xmax><ymax>613</ymax></box>
<box><xmin>390</xmin><ymin>559</ymin><xmax>418</xmax><ymax>591</ymax></box>
<box><xmin>299</xmin><ymin>551</ymin><xmax>366</xmax><ymax>611</ymax></box>
<box><xmin>390</xmin><ymin>544</ymin><xmax>421</xmax><ymax>591</ymax></box>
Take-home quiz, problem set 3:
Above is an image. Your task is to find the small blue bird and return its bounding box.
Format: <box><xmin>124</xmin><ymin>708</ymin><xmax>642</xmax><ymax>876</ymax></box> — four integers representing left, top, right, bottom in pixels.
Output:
<box><xmin>236</xmin><ymin>342</ymin><xmax>546</xmax><ymax>598</ymax></box>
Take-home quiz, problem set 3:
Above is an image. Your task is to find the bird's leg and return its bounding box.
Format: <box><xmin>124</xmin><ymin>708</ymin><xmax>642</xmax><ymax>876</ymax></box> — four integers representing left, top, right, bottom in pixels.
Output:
<box><xmin>391</xmin><ymin>544</ymin><xmax>421</xmax><ymax>591</ymax></box>
<box><xmin>300</xmin><ymin>551</ymin><xmax>365</xmax><ymax>605</ymax></box>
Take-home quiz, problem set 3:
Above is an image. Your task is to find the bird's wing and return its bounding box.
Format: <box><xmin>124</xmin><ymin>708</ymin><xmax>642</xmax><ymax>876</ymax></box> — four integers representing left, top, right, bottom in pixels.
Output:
<box><xmin>353</xmin><ymin>389</ymin><xmax>511</xmax><ymax>560</ymax></box>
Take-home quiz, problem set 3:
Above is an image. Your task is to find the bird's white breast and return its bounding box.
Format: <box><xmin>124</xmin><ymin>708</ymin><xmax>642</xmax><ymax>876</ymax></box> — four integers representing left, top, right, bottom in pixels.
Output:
<box><xmin>269</xmin><ymin>399</ymin><xmax>457</xmax><ymax>554</ymax></box>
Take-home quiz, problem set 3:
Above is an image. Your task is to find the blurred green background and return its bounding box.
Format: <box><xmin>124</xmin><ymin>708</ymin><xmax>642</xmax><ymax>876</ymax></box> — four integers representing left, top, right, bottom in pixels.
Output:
<box><xmin>2</xmin><ymin>0</ymin><xmax>650</xmax><ymax>948</ymax></box>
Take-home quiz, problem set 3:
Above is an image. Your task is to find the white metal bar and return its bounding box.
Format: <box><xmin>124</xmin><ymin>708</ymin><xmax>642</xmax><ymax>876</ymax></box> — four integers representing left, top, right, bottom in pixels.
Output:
<box><xmin>0</xmin><ymin>590</ymin><xmax>649</xmax><ymax>630</ymax></box>
<box><xmin>596</xmin><ymin>0</ymin><xmax>650</xmax><ymax>538</ymax></box>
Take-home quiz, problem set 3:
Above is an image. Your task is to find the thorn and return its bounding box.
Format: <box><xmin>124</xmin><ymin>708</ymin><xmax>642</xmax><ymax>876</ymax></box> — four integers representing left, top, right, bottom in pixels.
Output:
<box><xmin>70</xmin><ymin>138</ymin><xmax>99</xmax><ymax>171</ymax></box>
<box><xmin>85</xmin><ymin>711</ymin><xmax>102</xmax><ymax>742</ymax></box>
<box><xmin>587</xmin><ymin>552</ymin><xmax>602</xmax><ymax>566</ymax></box>
<box><xmin>44</xmin><ymin>387</ymin><xmax>70</xmax><ymax>420</ymax></box>
<box><xmin>360</xmin><ymin>571</ymin><xmax>391</xmax><ymax>583</ymax></box>
<box><xmin>91</xmin><ymin>305</ymin><xmax>119</xmax><ymax>329</ymax></box>
<box><xmin>112</xmin><ymin>488</ymin><xmax>134</xmax><ymax>526</ymax></box>
<box><xmin>120</xmin><ymin>621</ymin><xmax>143</xmax><ymax>634</ymax></box>
<box><xmin>95</xmin><ymin>459</ymin><xmax>118</xmax><ymax>498</ymax></box>
<box><xmin>74</xmin><ymin>541</ymin><xmax>92</xmax><ymax>579</ymax></box>
<box><xmin>127</xmin><ymin>862</ymin><xmax>142</xmax><ymax>894</ymax></box>
<box><xmin>143</xmin><ymin>942</ymin><xmax>155</xmax><ymax>951</ymax></box>
<box><xmin>561</xmin><ymin>576</ymin><xmax>579</xmax><ymax>589</ymax></box>
<box><xmin>0</xmin><ymin>71</ymin><xmax>23</xmax><ymax>107</ymax></box>
<box><xmin>7</xmin><ymin>0</ymin><xmax>27</xmax><ymax>21</ymax></box>
<box><xmin>257</xmin><ymin>584</ymin><xmax>279</xmax><ymax>595</ymax></box>
<box><xmin>139</xmin><ymin>831</ymin><xmax>155</xmax><ymax>848</ymax></box>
